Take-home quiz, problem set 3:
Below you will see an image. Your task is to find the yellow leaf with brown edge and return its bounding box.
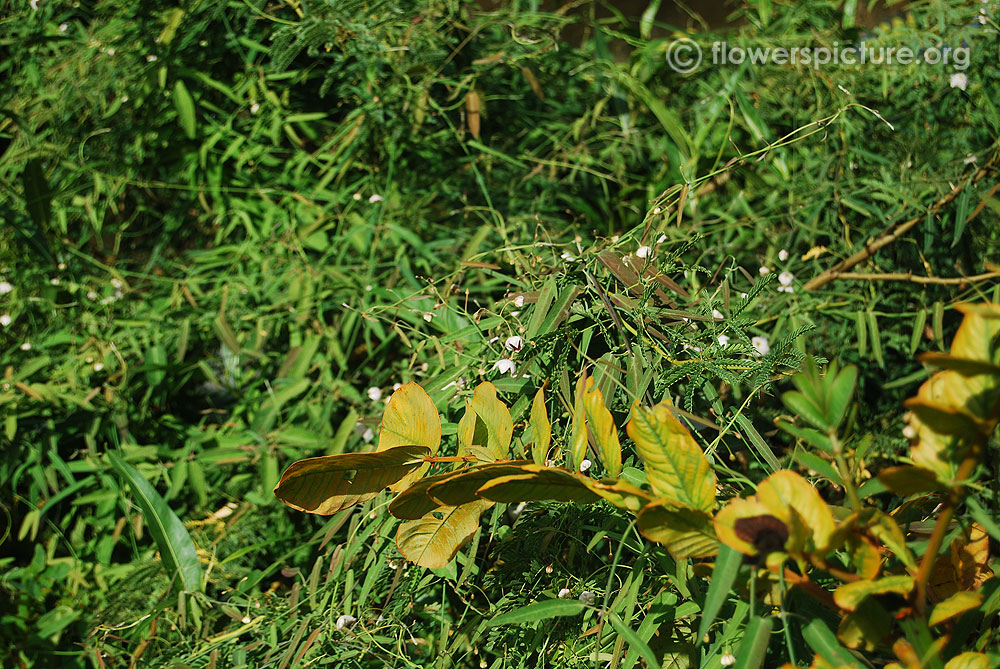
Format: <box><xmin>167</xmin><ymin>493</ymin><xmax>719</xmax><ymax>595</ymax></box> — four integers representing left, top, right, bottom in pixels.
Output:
<box><xmin>929</xmin><ymin>522</ymin><xmax>994</xmax><ymax>600</ymax></box>
<box><xmin>275</xmin><ymin>445</ymin><xmax>430</xmax><ymax>515</ymax></box>
<box><xmin>396</xmin><ymin>499</ymin><xmax>493</xmax><ymax>569</ymax></box>
<box><xmin>475</xmin><ymin>468</ymin><xmax>601</xmax><ymax>505</ymax></box>
<box><xmin>583</xmin><ymin>377</ymin><xmax>621</xmax><ymax>478</ymax></box>
<box><xmin>756</xmin><ymin>470</ymin><xmax>837</xmax><ymax>554</ymax></box>
<box><xmin>377</xmin><ymin>383</ymin><xmax>441</xmax><ymax>491</ymax></box>
<box><xmin>626</xmin><ymin>399</ymin><xmax>715</xmax><ymax>512</ymax></box>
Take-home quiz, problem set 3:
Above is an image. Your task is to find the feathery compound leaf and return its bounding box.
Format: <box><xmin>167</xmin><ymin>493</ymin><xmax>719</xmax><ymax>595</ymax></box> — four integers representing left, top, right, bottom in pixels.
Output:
<box><xmin>626</xmin><ymin>400</ymin><xmax>715</xmax><ymax>512</ymax></box>
<box><xmin>583</xmin><ymin>377</ymin><xmax>621</xmax><ymax>478</ymax></box>
<box><xmin>377</xmin><ymin>382</ymin><xmax>441</xmax><ymax>490</ymax></box>
<box><xmin>108</xmin><ymin>452</ymin><xmax>203</xmax><ymax>594</ymax></box>
<box><xmin>395</xmin><ymin>499</ymin><xmax>493</xmax><ymax>569</ymax></box>
<box><xmin>275</xmin><ymin>445</ymin><xmax>430</xmax><ymax>514</ymax></box>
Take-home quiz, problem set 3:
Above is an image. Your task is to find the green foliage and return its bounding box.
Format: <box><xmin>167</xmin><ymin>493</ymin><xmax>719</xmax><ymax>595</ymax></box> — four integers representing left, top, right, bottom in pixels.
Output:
<box><xmin>1</xmin><ymin>0</ymin><xmax>999</xmax><ymax>666</ymax></box>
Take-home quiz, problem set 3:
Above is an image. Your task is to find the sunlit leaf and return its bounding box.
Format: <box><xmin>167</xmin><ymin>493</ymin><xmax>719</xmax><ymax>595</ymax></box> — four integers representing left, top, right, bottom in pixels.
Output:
<box><xmin>929</xmin><ymin>591</ymin><xmax>982</xmax><ymax>626</ymax></box>
<box><xmin>388</xmin><ymin>467</ymin><xmax>477</xmax><ymax>520</ymax></box>
<box><xmin>583</xmin><ymin>377</ymin><xmax>621</xmax><ymax>478</ymax></box>
<box><xmin>529</xmin><ymin>385</ymin><xmax>551</xmax><ymax>466</ymax></box>
<box><xmin>929</xmin><ymin>522</ymin><xmax>994</xmax><ymax>599</ymax></box>
<box><xmin>636</xmin><ymin>501</ymin><xmax>718</xmax><ymax>559</ymax></box>
<box><xmin>756</xmin><ymin>470</ymin><xmax>837</xmax><ymax>554</ymax></box>
<box><xmin>475</xmin><ymin>466</ymin><xmax>601</xmax><ymax>504</ymax></box>
<box><xmin>275</xmin><ymin>445</ymin><xmax>430</xmax><ymax>514</ymax></box>
<box><xmin>833</xmin><ymin>575</ymin><xmax>914</xmax><ymax>612</ymax></box>
<box><xmin>569</xmin><ymin>372</ymin><xmax>588</xmax><ymax>471</ymax></box>
<box><xmin>396</xmin><ymin>499</ymin><xmax>493</xmax><ymax>569</ymax></box>
<box><xmin>458</xmin><ymin>382</ymin><xmax>513</xmax><ymax>462</ymax></box>
<box><xmin>626</xmin><ymin>400</ymin><xmax>715</xmax><ymax>512</ymax></box>
<box><xmin>943</xmin><ymin>652</ymin><xmax>992</xmax><ymax>669</ymax></box>
<box><xmin>377</xmin><ymin>383</ymin><xmax>441</xmax><ymax>490</ymax></box>
<box><xmin>877</xmin><ymin>465</ymin><xmax>945</xmax><ymax>496</ymax></box>
<box><xmin>714</xmin><ymin>497</ymin><xmax>782</xmax><ymax>556</ymax></box>
<box><xmin>426</xmin><ymin>461</ymin><xmax>535</xmax><ymax>506</ymax></box>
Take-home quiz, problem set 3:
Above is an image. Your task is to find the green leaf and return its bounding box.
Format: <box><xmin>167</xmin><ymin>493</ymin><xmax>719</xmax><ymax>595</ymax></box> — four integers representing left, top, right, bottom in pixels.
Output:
<box><xmin>827</xmin><ymin>364</ymin><xmax>858</xmax><ymax>428</ymax></box>
<box><xmin>487</xmin><ymin>599</ymin><xmax>586</xmax><ymax>627</ymax></box>
<box><xmin>626</xmin><ymin>400</ymin><xmax>716</xmax><ymax>512</ymax></box>
<box><xmin>733</xmin><ymin>616</ymin><xmax>773</xmax><ymax>669</ymax></box>
<box><xmin>274</xmin><ymin>445</ymin><xmax>430</xmax><ymax>514</ymax></box>
<box><xmin>458</xmin><ymin>382</ymin><xmax>513</xmax><ymax>462</ymax></box>
<box><xmin>108</xmin><ymin>451</ymin><xmax>203</xmax><ymax>594</ymax></box>
<box><xmin>173</xmin><ymin>80</ymin><xmax>197</xmax><ymax>139</ymax></box>
<box><xmin>697</xmin><ymin>544</ymin><xmax>743</xmax><ymax>641</ymax></box>
<box><xmin>22</xmin><ymin>158</ymin><xmax>51</xmax><ymax>229</ymax></box>
<box><xmin>802</xmin><ymin>618</ymin><xmax>863</xmax><ymax>668</ymax></box>
<box><xmin>781</xmin><ymin>390</ymin><xmax>830</xmax><ymax>432</ymax></box>
<box><xmin>604</xmin><ymin>610</ymin><xmax>659</xmax><ymax>669</ymax></box>
<box><xmin>775</xmin><ymin>418</ymin><xmax>833</xmax><ymax>454</ymax></box>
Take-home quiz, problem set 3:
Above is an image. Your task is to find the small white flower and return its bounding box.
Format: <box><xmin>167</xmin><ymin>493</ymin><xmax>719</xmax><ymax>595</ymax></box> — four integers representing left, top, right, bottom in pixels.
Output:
<box><xmin>579</xmin><ymin>459</ymin><xmax>592</xmax><ymax>473</ymax></box>
<box><xmin>558</xmin><ymin>588</ymin><xmax>572</xmax><ymax>599</ymax></box>
<box><xmin>58</xmin><ymin>262</ymin><xmax>67</xmax><ymax>270</ymax></box>
<box><xmin>29</xmin><ymin>0</ymin><xmax>40</xmax><ymax>10</ymax></box>
<box><xmin>717</xmin><ymin>335</ymin><xmax>730</xmax><ymax>347</ymax></box>
<box><xmin>249</xmin><ymin>102</ymin><xmax>260</xmax><ymax>114</ymax></box>
<box><xmin>335</xmin><ymin>614</ymin><xmax>356</xmax><ymax>630</ymax></box>
<box><xmin>652</xmin><ymin>206</ymin><xmax>662</xmax><ymax>215</ymax></box>
<box><xmin>100</xmin><ymin>296</ymin><xmax>116</xmax><ymax>305</ymax></box>
<box><xmin>965</xmin><ymin>154</ymin><xmax>978</xmax><ymax>165</ymax></box>
<box><xmin>392</xmin><ymin>383</ymin><xmax>402</xmax><ymax>391</ymax></box>
<box><xmin>93</xmin><ymin>362</ymin><xmax>104</xmax><ymax>372</ymax></box>
<box><xmin>657</xmin><ymin>234</ymin><xmax>667</xmax><ymax>244</ymax></box>
<box><xmin>578</xmin><ymin>591</ymin><xmax>596</xmax><ymax>606</ymax></box>
<box><xmin>740</xmin><ymin>292</ymin><xmax>748</xmax><ymax>299</ymax></box>
<box><xmin>106</xmin><ymin>47</ymin><xmax>116</xmax><ymax>56</ymax></box>
<box><xmin>50</xmin><ymin>278</ymin><xmax>60</xmax><ymax>286</ymax></box>
<box><xmin>111</xmin><ymin>278</ymin><xmax>123</xmax><ymax>289</ymax></box>
<box><xmin>146</xmin><ymin>54</ymin><xmax>157</xmax><ymax>62</ymax></box>
<box><xmin>422</xmin><ymin>312</ymin><xmax>433</xmax><ymax>322</ymax></box>
<box><xmin>493</xmin><ymin>359</ymin><xmax>516</xmax><ymax>376</ymax></box>
<box><xmin>712</xmin><ymin>309</ymin><xmax>724</xmax><ymax>320</ymax></box>
<box><xmin>241</xmin><ymin>615</ymin><xmax>251</xmax><ymax>624</ymax></box>
<box><xmin>950</xmin><ymin>73</ymin><xmax>968</xmax><ymax>90</ymax></box>
<box><xmin>367</xmin><ymin>386</ymin><xmax>382</xmax><ymax>402</ymax></box>
<box><xmin>20</xmin><ymin>342</ymin><xmax>31</xmax><ymax>351</ymax></box>
<box><xmin>352</xmin><ymin>192</ymin><xmax>362</xmax><ymax>201</ymax></box>
<box><xmin>758</xmin><ymin>266</ymin><xmax>770</xmax><ymax>275</ymax></box>
<box><xmin>0</xmin><ymin>281</ymin><xmax>12</xmax><ymax>294</ymax></box>
<box><xmin>0</xmin><ymin>315</ymin><xmax>10</xmax><ymax>327</ymax></box>
<box><xmin>636</xmin><ymin>245</ymin><xmax>653</xmax><ymax>259</ymax></box>
<box><xmin>902</xmin><ymin>425</ymin><xmax>917</xmax><ymax>440</ymax></box>
<box><xmin>509</xmin><ymin>501</ymin><xmax>527</xmax><ymax>521</ymax></box>
<box><xmin>362</xmin><ymin>427</ymin><xmax>375</xmax><ymax>443</ymax></box>
<box><xmin>721</xmin><ymin>653</ymin><xmax>736</xmax><ymax>667</ymax></box>
<box><xmin>778</xmin><ymin>249</ymin><xmax>789</xmax><ymax>261</ymax></box>
<box><xmin>368</xmin><ymin>194</ymin><xmax>383</xmax><ymax>203</ymax></box>
<box><xmin>59</xmin><ymin>23</ymin><xmax>68</xmax><ymax>32</ymax></box>
<box><xmin>513</xmin><ymin>295</ymin><xmax>525</xmax><ymax>307</ymax></box>
<box><xmin>560</xmin><ymin>251</ymin><xmax>575</xmax><ymax>262</ymax></box>
<box><xmin>682</xmin><ymin>343</ymin><xmax>702</xmax><ymax>353</ymax></box>
<box><xmin>751</xmin><ymin>336</ymin><xmax>770</xmax><ymax>356</ymax></box>
<box><xmin>777</xmin><ymin>285</ymin><xmax>795</xmax><ymax>293</ymax></box>
<box><xmin>545</xmin><ymin>564</ymin><xmax>554</xmax><ymax>574</ymax></box>
<box><xmin>504</xmin><ymin>336</ymin><xmax>524</xmax><ymax>352</ymax></box>
<box><xmin>778</xmin><ymin>271</ymin><xmax>794</xmax><ymax>286</ymax></box>
<box><xmin>87</xmin><ymin>291</ymin><xmax>98</xmax><ymax>300</ymax></box>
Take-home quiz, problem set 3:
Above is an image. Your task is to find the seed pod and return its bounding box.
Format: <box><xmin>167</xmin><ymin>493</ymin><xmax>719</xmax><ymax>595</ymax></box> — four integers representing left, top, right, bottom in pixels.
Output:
<box><xmin>465</xmin><ymin>90</ymin><xmax>481</xmax><ymax>139</ymax></box>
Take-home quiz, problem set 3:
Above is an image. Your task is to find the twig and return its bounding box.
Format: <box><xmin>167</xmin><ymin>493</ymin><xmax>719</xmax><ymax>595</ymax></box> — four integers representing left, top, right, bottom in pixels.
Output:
<box><xmin>819</xmin><ymin>270</ymin><xmax>1000</xmax><ymax>285</ymax></box>
<box><xmin>805</xmin><ymin>149</ymin><xmax>1000</xmax><ymax>291</ymax></box>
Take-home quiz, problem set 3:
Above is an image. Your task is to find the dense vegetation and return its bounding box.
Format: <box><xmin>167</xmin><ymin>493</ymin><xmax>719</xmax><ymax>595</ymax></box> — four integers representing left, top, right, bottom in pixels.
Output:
<box><xmin>1</xmin><ymin>0</ymin><xmax>998</xmax><ymax>666</ymax></box>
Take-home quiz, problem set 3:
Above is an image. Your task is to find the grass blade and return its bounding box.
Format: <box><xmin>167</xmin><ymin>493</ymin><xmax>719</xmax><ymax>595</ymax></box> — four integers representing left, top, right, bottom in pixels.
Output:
<box><xmin>698</xmin><ymin>544</ymin><xmax>743</xmax><ymax>640</ymax></box>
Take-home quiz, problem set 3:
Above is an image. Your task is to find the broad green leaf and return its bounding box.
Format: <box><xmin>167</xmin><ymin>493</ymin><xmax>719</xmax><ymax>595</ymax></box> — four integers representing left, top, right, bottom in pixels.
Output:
<box><xmin>696</xmin><ymin>544</ymin><xmax>743</xmax><ymax>641</ymax></box>
<box><xmin>108</xmin><ymin>452</ymin><xmax>203</xmax><ymax>594</ymax></box>
<box><xmin>781</xmin><ymin>390</ymin><xmax>830</xmax><ymax>432</ymax></box>
<box><xmin>378</xmin><ymin>382</ymin><xmax>441</xmax><ymax>490</ymax></box>
<box><xmin>173</xmin><ymin>80</ymin><xmax>197</xmax><ymax>139</ymax></box>
<box><xmin>396</xmin><ymin>499</ymin><xmax>493</xmax><ymax>569</ymax></box>
<box><xmin>274</xmin><ymin>445</ymin><xmax>430</xmax><ymax>514</ymax></box>
<box><xmin>636</xmin><ymin>501</ymin><xmax>717</xmax><ymax>558</ymax></box>
<box><xmin>864</xmin><ymin>510</ymin><xmax>916</xmax><ymax>569</ymax></box>
<box><xmin>929</xmin><ymin>591</ymin><xmax>982</xmax><ymax>626</ymax></box>
<box><xmin>475</xmin><ymin>467</ymin><xmax>601</xmax><ymax>504</ymax></box>
<box><xmin>583</xmin><ymin>377</ymin><xmax>621</xmax><ymax>478</ymax></box>
<box><xmin>569</xmin><ymin>372</ymin><xmax>588</xmax><ymax>471</ymax></box>
<box><xmin>458</xmin><ymin>382</ymin><xmax>513</xmax><ymax>461</ymax></box>
<box><xmin>530</xmin><ymin>385</ymin><xmax>551</xmax><ymax>466</ymax></box>
<box><xmin>487</xmin><ymin>599</ymin><xmax>586</xmax><ymax>627</ymax></box>
<box><xmin>626</xmin><ymin>400</ymin><xmax>715</xmax><ymax>512</ymax></box>
<box><xmin>833</xmin><ymin>575</ymin><xmax>914</xmax><ymax>612</ymax></box>
<box><xmin>733</xmin><ymin>616</ymin><xmax>773</xmax><ymax>669</ymax></box>
<box><xmin>943</xmin><ymin>653</ymin><xmax>992</xmax><ymax>669</ymax></box>
<box><xmin>827</xmin><ymin>364</ymin><xmax>858</xmax><ymax>428</ymax></box>
<box><xmin>756</xmin><ymin>470</ymin><xmax>836</xmax><ymax>553</ymax></box>
<box><xmin>775</xmin><ymin>418</ymin><xmax>833</xmax><ymax>454</ymax></box>
<box><xmin>802</xmin><ymin>618</ymin><xmax>863</xmax><ymax>668</ymax></box>
<box><xmin>425</xmin><ymin>461</ymin><xmax>534</xmax><ymax>507</ymax></box>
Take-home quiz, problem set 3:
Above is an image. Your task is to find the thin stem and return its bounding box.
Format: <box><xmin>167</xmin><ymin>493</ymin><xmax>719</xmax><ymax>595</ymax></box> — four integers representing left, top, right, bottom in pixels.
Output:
<box><xmin>829</xmin><ymin>431</ymin><xmax>862</xmax><ymax>510</ymax></box>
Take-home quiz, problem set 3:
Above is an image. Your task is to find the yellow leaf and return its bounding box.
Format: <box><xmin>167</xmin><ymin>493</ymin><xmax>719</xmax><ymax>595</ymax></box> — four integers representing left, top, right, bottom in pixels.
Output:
<box><xmin>943</xmin><ymin>653</ymin><xmax>992</xmax><ymax>669</ymax></box>
<box><xmin>583</xmin><ymin>377</ymin><xmax>621</xmax><ymax>478</ymax></box>
<box><xmin>458</xmin><ymin>382</ymin><xmax>513</xmax><ymax>462</ymax></box>
<box><xmin>637</xmin><ymin>501</ymin><xmax>718</xmax><ymax>559</ymax></box>
<box><xmin>929</xmin><ymin>522</ymin><xmax>994</xmax><ymax>599</ymax></box>
<box><xmin>274</xmin><ymin>445</ymin><xmax>430</xmax><ymax>515</ymax></box>
<box><xmin>377</xmin><ymin>383</ymin><xmax>441</xmax><ymax>491</ymax></box>
<box><xmin>833</xmin><ymin>575</ymin><xmax>914</xmax><ymax>612</ymax></box>
<box><xmin>389</xmin><ymin>467</ymin><xmax>478</xmax><ymax>520</ymax></box>
<box><xmin>929</xmin><ymin>591</ymin><xmax>982</xmax><ymax>627</ymax></box>
<box><xmin>529</xmin><ymin>385</ymin><xmax>551</xmax><ymax>466</ymax></box>
<box><xmin>625</xmin><ymin>400</ymin><xmax>716</xmax><ymax>512</ymax></box>
<box><xmin>476</xmin><ymin>467</ymin><xmax>601</xmax><ymax>505</ymax></box>
<box><xmin>396</xmin><ymin>499</ymin><xmax>493</xmax><ymax>569</ymax></box>
<box><xmin>713</xmin><ymin>497</ymin><xmax>783</xmax><ymax>556</ymax></box>
<box><xmin>756</xmin><ymin>470</ymin><xmax>836</xmax><ymax>553</ymax></box>
<box><xmin>426</xmin><ymin>461</ymin><xmax>535</xmax><ymax>506</ymax></box>
<box><xmin>569</xmin><ymin>372</ymin><xmax>588</xmax><ymax>471</ymax></box>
